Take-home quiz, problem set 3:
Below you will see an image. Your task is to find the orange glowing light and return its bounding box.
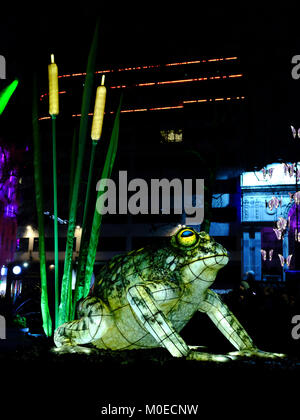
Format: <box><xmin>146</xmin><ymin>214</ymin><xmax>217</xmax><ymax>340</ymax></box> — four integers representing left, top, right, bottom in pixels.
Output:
<box><xmin>121</xmin><ymin>108</ymin><xmax>148</xmax><ymax>113</ymax></box>
<box><xmin>38</xmin><ymin>95</ymin><xmax>245</xmax><ymax>120</ymax></box>
<box><xmin>56</xmin><ymin>56</ymin><xmax>238</xmax><ymax>79</ymax></box>
<box><xmin>41</xmin><ymin>72</ymin><xmax>243</xmax><ymax>102</ymax></box>
<box><xmin>149</xmin><ymin>105</ymin><xmax>184</xmax><ymax>111</ymax></box>
<box><xmin>228</xmin><ymin>74</ymin><xmax>243</xmax><ymax>78</ymax></box>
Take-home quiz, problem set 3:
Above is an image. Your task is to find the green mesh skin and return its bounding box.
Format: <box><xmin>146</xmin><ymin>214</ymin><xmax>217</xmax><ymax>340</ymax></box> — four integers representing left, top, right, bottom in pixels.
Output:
<box><xmin>53</xmin><ymin>228</ymin><xmax>285</xmax><ymax>361</ymax></box>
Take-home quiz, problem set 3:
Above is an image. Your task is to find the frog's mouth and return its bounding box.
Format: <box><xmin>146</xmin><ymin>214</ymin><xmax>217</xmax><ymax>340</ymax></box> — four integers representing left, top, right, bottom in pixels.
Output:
<box><xmin>183</xmin><ymin>253</ymin><xmax>229</xmax><ymax>267</ymax></box>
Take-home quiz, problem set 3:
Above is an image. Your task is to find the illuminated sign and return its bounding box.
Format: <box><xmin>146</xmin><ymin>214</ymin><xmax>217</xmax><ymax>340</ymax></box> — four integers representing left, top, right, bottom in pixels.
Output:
<box><xmin>241</xmin><ymin>163</ymin><xmax>299</xmax><ymax>188</ymax></box>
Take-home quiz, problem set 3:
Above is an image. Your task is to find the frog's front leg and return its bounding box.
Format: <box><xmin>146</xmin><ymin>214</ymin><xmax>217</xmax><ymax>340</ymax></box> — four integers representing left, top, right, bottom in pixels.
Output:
<box><xmin>127</xmin><ymin>285</ymin><xmax>230</xmax><ymax>362</ymax></box>
<box><xmin>198</xmin><ymin>289</ymin><xmax>285</xmax><ymax>359</ymax></box>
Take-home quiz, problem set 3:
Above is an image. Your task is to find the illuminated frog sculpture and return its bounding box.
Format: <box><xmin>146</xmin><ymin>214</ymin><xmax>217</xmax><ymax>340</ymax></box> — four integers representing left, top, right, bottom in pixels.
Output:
<box><xmin>54</xmin><ymin>227</ymin><xmax>284</xmax><ymax>361</ymax></box>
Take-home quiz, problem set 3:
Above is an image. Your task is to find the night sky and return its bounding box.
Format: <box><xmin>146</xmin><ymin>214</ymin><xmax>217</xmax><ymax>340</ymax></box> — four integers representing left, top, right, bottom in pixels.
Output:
<box><xmin>1</xmin><ymin>10</ymin><xmax>300</xmax><ymax>412</ymax></box>
<box><xmin>1</xmin><ymin>6</ymin><xmax>300</xmax><ymax>159</ymax></box>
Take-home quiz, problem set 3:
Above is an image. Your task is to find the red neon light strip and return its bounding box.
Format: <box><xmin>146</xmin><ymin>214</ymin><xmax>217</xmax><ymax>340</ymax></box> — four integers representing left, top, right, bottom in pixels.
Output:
<box><xmin>57</xmin><ymin>56</ymin><xmax>238</xmax><ymax>79</ymax></box>
<box><xmin>164</xmin><ymin>57</ymin><xmax>237</xmax><ymax>67</ymax></box>
<box><xmin>38</xmin><ymin>95</ymin><xmax>245</xmax><ymax>120</ymax></box>
<box><xmin>228</xmin><ymin>74</ymin><xmax>243</xmax><ymax>78</ymax></box>
<box><xmin>148</xmin><ymin>105</ymin><xmax>184</xmax><ymax>111</ymax></box>
<box><xmin>110</xmin><ymin>73</ymin><xmax>243</xmax><ymax>90</ymax></box>
<box><xmin>40</xmin><ymin>90</ymin><xmax>67</xmax><ymax>101</ymax></box>
<box><xmin>120</xmin><ymin>108</ymin><xmax>148</xmax><ymax>113</ymax></box>
<box><xmin>40</xmin><ymin>74</ymin><xmax>243</xmax><ymax>100</ymax></box>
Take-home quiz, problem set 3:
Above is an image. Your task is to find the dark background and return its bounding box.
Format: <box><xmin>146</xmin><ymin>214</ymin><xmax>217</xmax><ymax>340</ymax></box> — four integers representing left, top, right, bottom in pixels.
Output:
<box><xmin>1</xmin><ymin>5</ymin><xmax>300</xmax><ymax>148</ymax></box>
<box><xmin>1</xmin><ymin>8</ymin><xmax>300</xmax><ymax>415</ymax></box>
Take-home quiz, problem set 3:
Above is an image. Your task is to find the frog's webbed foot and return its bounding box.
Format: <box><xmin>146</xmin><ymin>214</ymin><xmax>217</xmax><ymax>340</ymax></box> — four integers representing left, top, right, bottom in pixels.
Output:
<box><xmin>187</xmin><ymin>351</ymin><xmax>232</xmax><ymax>363</ymax></box>
<box><xmin>53</xmin><ymin>297</ymin><xmax>111</xmax><ymax>352</ymax></box>
<box><xmin>51</xmin><ymin>344</ymin><xmax>96</xmax><ymax>355</ymax></box>
<box><xmin>188</xmin><ymin>345</ymin><xmax>207</xmax><ymax>351</ymax></box>
<box><xmin>227</xmin><ymin>349</ymin><xmax>286</xmax><ymax>360</ymax></box>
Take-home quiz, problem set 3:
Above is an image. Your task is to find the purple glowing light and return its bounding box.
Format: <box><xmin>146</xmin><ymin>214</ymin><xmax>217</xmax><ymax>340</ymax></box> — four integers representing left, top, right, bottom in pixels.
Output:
<box><xmin>288</xmin><ymin>205</ymin><xmax>300</xmax><ymax>232</ymax></box>
<box><xmin>0</xmin><ymin>146</ymin><xmax>18</xmax><ymax>218</ymax></box>
<box><xmin>0</xmin><ymin>145</ymin><xmax>18</xmax><ymax>267</ymax></box>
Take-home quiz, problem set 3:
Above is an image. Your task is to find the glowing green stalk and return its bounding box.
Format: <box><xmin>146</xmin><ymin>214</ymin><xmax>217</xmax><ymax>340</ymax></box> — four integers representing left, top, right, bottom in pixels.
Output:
<box><xmin>52</xmin><ymin>115</ymin><xmax>59</xmax><ymax>329</ymax></box>
<box><xmin>83</xmin><ymin>96</ymin><xmax>122</xmax><ymax>296</ymax></box>
<box><xmin>32</xmin><ymin>76</ymin><xmax>52</xmax><ymax>337</ymax></box>
<box><xmin>0</xmin><ymin>80</ymin><xmax>18</xmax><ymax>115</ymax></box>
<box><xmin>58</xmin><ymin>21</ymin><xmax>99</xmax><ymax>326</ymax></box>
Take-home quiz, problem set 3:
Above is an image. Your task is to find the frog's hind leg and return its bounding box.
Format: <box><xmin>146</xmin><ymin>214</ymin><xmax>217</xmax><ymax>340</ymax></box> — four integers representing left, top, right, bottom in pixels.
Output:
<box><xmin>53</xmin><ymin>297</ymin><xmax>110</xmax><ymax>354</ymax></box>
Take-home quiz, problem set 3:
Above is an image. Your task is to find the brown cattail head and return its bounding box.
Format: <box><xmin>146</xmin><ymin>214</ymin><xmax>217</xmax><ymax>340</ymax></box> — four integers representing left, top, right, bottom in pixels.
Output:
<box><xmin>48</xmin><ymin>54</ymin><xmax>59</xmax><ymax>116</ymax></box>
<box><xmin>91</xmin><ymin>75</ymin><xmax>106</xmax><ymax>141</ymax></box>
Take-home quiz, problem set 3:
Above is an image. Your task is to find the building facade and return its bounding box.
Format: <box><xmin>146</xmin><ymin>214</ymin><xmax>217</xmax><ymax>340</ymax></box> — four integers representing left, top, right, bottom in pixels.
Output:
<box><xmin>241</xmin><ymin>162</ymin><xmax>300</xmax><ymax>281</ymax></box>
<box><xmin>14</xmin><ymin>54</ymin><xmax>249</xmax><ymax>287</ymax></box>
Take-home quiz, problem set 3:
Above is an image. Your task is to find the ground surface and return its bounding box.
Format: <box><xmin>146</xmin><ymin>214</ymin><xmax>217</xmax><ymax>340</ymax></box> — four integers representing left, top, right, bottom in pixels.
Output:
<box><xmin>0</xmin><ymin>329</ymin><xmax>299</xmax><ymax>418</ymax></box>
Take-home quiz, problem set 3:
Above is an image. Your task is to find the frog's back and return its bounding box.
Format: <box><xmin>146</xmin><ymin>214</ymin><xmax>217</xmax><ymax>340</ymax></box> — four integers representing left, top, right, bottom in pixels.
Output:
<box><xmin>92</xmin><ymin>253</ymin><xmax>132</xmax><ymax>301</ymax></box>
<box><xmin>92</xmin><ymin>241</ymin><xmax>175</xmax><ymax>303</ymax></box>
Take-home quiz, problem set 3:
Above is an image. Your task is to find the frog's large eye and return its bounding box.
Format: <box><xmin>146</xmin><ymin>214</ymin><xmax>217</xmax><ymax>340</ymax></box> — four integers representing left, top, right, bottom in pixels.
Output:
<box><xmin>176</xmin><ymin>228</ymin><xmax>198</xmax><ymax>247</ymax></box>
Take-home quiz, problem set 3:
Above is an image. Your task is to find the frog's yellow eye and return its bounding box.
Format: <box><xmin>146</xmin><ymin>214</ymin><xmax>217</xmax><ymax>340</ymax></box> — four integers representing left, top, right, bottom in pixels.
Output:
<box><xmin>176</xmin><ymin>228</ymin><xmax>198</xmax><ymax>247</ymax></box>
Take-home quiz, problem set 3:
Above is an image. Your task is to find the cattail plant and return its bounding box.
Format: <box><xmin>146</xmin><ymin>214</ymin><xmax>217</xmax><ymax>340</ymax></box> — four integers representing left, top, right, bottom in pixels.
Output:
<box><xmin>84</xmin><ymin>74</ymin><xmax>107</xmax><ymax>227</ymax></box>
<box><xmin>32</xmin><ymin>76</ymin><xmax>52</xmax><ymax>337</ymax></box>
<box><xmin>58</xmin><ymin>23</ymin><xmax>100</xmax><ymax>326</ymax></box>
<box><xmin>83</xmin><ymin>96</ymin><xmax>122</xmax><ymax>298</ymax></box>
<box><xmin>34</xmin><ymin>20</ymin><xmax>122</xmax><ymax>332</ymax></box>
<box><xmin>73</xmin><ymin>75</ymin><xmax>107</xmax><ymax>315</ymax></box>
<box><xmin>0</xmin><ymin>79</ymin><xmax>19</xmax><ymax>115</ymax></box>
<box><xmin>48</xmin><ymin>53</ymin><xmax>60</xmax><ymax>328</ymax></box>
